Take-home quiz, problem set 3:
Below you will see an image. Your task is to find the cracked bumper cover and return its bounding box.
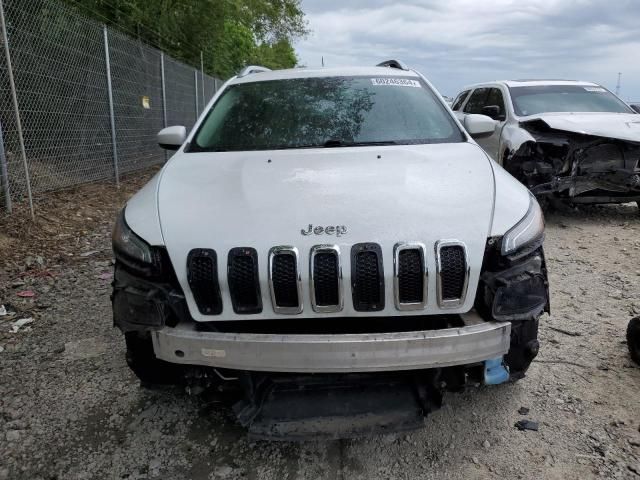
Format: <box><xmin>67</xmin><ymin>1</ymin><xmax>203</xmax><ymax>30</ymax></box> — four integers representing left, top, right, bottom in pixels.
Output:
<box><xmin>151</xmin><ymin>316</ymin><xmax>511</xmax><ymax>373</ymax></box>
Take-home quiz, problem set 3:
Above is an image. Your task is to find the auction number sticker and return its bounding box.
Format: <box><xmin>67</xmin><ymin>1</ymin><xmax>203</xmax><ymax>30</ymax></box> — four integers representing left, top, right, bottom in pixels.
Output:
<box><xmin>584</xmin><ymin>87</ymin><xmax>606</xmax><ymax>92</ymax></box>
<box><xmin>371</xmin><ymin>78</ymin><xmax>421</xmax><ymax>87</ymax></box>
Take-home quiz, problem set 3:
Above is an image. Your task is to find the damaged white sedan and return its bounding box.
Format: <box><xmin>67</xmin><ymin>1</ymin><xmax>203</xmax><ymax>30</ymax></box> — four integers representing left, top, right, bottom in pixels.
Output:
<box><xmin>452</xmin><ymin>80</ymin><xmax>640</xmax><ymax>208</ymax></box>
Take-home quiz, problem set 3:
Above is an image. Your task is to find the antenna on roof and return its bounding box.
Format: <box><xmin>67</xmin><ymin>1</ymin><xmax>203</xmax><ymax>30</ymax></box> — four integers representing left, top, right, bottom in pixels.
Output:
<box><xmin>321</xmin><ymin>56</ymin><xmax>324</xmax><ymax>67</ymax></box>
<box><xmin>615</xmin><ymin>72</ymin><xmax>622</xmax><ymax>96</ymax></box>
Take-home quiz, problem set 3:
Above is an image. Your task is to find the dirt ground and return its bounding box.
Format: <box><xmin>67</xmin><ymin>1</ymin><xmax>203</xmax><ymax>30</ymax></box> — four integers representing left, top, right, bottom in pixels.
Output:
<box><xmin>1</xmin><ymin>170</ymin><xmax>639</xmax><ymax>480</ymax></box>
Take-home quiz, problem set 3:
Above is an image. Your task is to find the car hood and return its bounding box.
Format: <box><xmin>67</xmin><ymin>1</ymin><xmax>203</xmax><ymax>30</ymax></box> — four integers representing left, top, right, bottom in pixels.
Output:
<box><xmin>158</xmin><ymin>143</ymin><xmax>497</xmax><ymax>320</ymax></box>
<box><xmin>522</xmin><ymin>112</ymin><xmax>640</xmax><ymax>143</ymax></box>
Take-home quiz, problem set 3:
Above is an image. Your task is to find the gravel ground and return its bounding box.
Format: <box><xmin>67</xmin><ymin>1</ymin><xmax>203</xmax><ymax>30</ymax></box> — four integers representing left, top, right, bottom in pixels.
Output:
<box><xmin>1</xmin><ymin>173</ymin><xmax>639</xmax><ymax>480</ymax></box>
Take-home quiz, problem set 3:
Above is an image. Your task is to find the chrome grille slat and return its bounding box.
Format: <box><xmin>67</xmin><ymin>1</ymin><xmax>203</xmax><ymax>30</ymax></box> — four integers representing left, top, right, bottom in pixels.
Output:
<box><xmin>310</xmin><ymin>245</ymin><xmax>343</xmax><ymax>313</ymax></box>
<box><xmin>393</xmin><ymin>242</ymin><xmax>427</xmax><ymax>310</ymax></box>
<box><xmin>435</xmin><ymin>240</ymin><xmax>469</xmax><ymax>308</ymax></box>
<box><xmin>268</xmin><ymin>246</ymin><xmax>303</xmax><ymax>314</ymax></box>
<box><xmin>351</xmin><ymin>243</ymin><xmax>384</xmax><ymax>312</ymax></box>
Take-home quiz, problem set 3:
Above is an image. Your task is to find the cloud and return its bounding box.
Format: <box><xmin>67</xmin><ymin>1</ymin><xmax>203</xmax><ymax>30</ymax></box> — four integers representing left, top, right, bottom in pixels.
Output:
<box><xmin>295</xmin><ymin>0</ymin><xmax>640</xmax><ymax>101</ymax></box>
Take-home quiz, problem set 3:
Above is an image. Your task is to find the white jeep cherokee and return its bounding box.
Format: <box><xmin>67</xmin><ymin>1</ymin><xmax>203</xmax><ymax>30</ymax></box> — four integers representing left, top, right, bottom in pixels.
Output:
<box><xmin>112</xmin><ymin>61</ymin><xmax>549</xmax><ymax>439</ymax></box>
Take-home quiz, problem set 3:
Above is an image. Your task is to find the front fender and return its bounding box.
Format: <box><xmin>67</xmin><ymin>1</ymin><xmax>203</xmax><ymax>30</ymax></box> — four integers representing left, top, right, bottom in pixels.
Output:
<box><xmin>124</xmin><ymin>171</ymin><xmax>165</xmax><ymax>246</ymax></box>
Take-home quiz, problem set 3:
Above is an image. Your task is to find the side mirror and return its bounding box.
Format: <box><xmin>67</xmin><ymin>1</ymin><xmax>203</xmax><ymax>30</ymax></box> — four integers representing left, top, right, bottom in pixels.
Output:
<box><xmin>464</xmin><ymin>114</ymin><xmax>497</xmax><ymax>139</ymax></box>
<box><xmin>481</xmin><ymin>105</ymin><xmax>503</xmax><ymax>121</ymax></box>
<box><xmin>157</xmin><ymin>126</ymin><xmax>187</xmax><ymax>150</ymax></box>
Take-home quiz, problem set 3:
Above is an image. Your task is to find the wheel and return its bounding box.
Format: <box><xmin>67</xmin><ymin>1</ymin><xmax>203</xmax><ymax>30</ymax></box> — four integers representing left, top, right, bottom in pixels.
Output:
<box><xmin>124</xmin><ymin>332</ymin><xmax>185</xmax><ymax>385</ymax></box>
<box><xmin>627</xmin><ymin>317</ymin><xmax>640</xmax><ymax>365</ymax></box>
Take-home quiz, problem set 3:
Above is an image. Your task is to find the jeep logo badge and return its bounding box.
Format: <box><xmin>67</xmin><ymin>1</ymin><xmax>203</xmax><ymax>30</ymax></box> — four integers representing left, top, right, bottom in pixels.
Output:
<box><xmin>301</xmin><ymin>224</ymin><xmax>347</xmax><ymax>236</ymax></box>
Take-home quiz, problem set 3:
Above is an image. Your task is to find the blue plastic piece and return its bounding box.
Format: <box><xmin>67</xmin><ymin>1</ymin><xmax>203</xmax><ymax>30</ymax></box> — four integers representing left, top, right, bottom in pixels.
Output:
<box><xmin>484</xmin><ymin>357</ymin><xmax>510</xmax><ymax>385</ymax></box>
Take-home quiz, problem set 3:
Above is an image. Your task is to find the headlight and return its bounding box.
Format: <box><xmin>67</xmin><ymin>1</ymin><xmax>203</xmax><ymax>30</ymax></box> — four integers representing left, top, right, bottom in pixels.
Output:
<box><xmin>501</xmin><ymin>194</ymin><xmax>544</xmax><ymax>256</ymax></box>
<box><xmin>112</xmin><ymin>208</ymin><xmax>154</xmax><ymax>266</ymax></box>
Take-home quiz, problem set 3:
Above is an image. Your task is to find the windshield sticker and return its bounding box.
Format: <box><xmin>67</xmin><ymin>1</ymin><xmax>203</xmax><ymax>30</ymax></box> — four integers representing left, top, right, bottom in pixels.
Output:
<box><xmin>371</xmin><ymin>78</ymin><xmax>421</xmax><ymax>88</ymax></box>
<box><xmin>584</xmin><ymin>87</ymin><xmax>606</xmax><ymax>93</ymax></box>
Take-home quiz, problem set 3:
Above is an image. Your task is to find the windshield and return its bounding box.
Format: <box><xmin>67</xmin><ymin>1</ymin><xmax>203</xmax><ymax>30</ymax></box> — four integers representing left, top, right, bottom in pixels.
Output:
<box><xmin>190</xmin><ymin>76</ymin><xmax>464</xmax><ymax>152</ymax></box>
<box><xmin>509</xmin><ymin>85</ymin><xmax>633</xmax><ymax>116</ymax></box>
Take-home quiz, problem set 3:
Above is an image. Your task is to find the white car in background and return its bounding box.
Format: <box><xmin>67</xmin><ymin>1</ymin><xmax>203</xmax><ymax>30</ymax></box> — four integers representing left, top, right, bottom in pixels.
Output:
<box><xmin>111</xmin><ymin>61</ymin><xmax>549</xmax><ymax>439</ymax></box>
<box><xmin>452</xmin><ymin>80</ymin><xmax>640</xmax><ymax>208</ymax></box>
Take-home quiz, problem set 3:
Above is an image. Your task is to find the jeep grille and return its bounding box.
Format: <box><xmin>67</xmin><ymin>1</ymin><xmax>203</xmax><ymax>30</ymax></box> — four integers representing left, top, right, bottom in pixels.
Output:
<box><xmin>186</xmin><ymin>241</ymin><xmax>470</xmax><ymax>315</ymax></box>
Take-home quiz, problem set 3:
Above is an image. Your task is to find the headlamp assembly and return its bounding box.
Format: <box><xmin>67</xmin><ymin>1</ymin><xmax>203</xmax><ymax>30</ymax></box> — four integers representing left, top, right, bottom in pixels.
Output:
<box><xmin>501</xmin><ymin>194</ymin><xmax>544</xmax><ymax>257</ymax></box>
<box><xmin>112</xmin><ymin>208</ymin><xmax>162</xmax><ymax>276</ymax></box>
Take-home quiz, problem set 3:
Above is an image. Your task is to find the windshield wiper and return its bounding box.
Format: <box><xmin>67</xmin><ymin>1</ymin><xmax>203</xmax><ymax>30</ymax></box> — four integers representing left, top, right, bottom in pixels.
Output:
<box><xmin>322</xmin><ymin>139</ymin><xmax>398</xmax><ymax>148</ymax></box>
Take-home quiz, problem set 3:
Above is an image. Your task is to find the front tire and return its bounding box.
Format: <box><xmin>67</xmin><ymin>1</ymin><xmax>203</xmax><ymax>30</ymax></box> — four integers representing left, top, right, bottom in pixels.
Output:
<box><xmin>627</xmin><ymin>317</ymin><xmax>640</xmax><ymax>365</ymax></box>
<box><xmin>124</xmin><ymin>332</ymin><xmax>185</xmax><ymax>385</ymax></box>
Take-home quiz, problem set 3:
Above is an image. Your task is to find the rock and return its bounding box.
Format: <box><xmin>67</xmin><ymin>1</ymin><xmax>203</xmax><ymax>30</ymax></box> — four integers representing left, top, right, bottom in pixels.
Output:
<box><xmin>515</xmin><ymin>419</ymin><xmax>539</xmax><ymax>431</ymax></box>
<box><xmin>518</xmin><ymin>406</ymin><xmax>530</xmax><ymax>415</ymax></box>
<box><xmin>482</xmin><ymin>440</ymin><xmax>491</xmax><ymax>449</ymax></box>
<box><xmin>6</xmin><ymin>430</ymin><xmax>21</xmax><ymax>441</ymax></box>
<box><xmin>472</xmin><ymin>456</ymin><xmax>480</xmax><ymax>465</ymax></box>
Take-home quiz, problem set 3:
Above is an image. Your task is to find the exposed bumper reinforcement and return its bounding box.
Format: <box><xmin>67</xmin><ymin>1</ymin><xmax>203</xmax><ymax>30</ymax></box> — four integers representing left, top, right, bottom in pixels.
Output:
<box><xmin>151</xmin><ymin>313</ymin><xmax>511</xmax><ymax>373</ymax></box>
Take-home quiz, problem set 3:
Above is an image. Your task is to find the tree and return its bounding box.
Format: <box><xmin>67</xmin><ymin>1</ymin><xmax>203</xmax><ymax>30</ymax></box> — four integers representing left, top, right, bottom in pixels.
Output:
<box><xmin>62</xmin><ymin>0</ymin><xmax>308</xmax><ymax>78</ymax></box>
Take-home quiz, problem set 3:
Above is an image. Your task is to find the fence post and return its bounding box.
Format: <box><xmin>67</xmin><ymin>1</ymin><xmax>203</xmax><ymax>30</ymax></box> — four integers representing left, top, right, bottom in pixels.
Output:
<box><xmin>103</xmin><ymin>25</ymin><xmax>119</xmax><ymax>188</ymax></box>
<box><xmin>0</xmin><ymin>121</ymin><xmax>12</xmax><ymax>213</ymax></box>
<box><xmin>160</xmin><ymin>52</ymin><xmax>167</xmax><ymax>161</ymax></box>
<box><xmin>200</xmin><ymin>51</ymin><xmax>205</xmax><ymax>105</ymax></box>
<box><xmin>0</xmin><ymin>0</ymin><xmax>33</xmax><ymax>218</ymax></box>
<box><xmin>194</xmin><ymin>70</ymin><xmax>199</xmax><ymax>120</ymax></box>
<box><xmin>160</xmin><ymin>53</ymin><xmax>167</xmax><ymax>128</ymax></box>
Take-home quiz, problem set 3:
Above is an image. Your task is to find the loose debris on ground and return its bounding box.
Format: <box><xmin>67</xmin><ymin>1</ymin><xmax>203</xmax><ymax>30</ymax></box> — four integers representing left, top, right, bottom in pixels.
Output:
<box><xmin>1</xmin><ymin>170</ymin><xmax>639</xmax><ymax>479</ymax></box>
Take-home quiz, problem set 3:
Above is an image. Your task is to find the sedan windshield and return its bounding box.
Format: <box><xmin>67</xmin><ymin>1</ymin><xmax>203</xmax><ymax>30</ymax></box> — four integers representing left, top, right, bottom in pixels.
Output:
<box><xmin>510</xmin><ymin>85</ymin><xmax>633</xmax><ymax>116</ymax></box>
<box><xmin>190</xmin><ymin>76</ymin><xmax>463</xmax><ymax>151</ymax></box>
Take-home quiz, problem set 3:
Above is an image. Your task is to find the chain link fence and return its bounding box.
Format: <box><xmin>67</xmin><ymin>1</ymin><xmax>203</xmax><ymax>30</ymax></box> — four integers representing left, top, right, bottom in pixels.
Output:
<box><xmin>0</xmin><ymin>0</ymin><xmax>221</xmax><ymax>215</ymax></box>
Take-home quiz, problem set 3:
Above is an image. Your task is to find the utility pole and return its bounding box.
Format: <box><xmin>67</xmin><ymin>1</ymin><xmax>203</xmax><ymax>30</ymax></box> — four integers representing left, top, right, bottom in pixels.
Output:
<box><xmin>615</xmin><ymin>72</ymin><xmax>622</xmax><ymax>96</ymax></box>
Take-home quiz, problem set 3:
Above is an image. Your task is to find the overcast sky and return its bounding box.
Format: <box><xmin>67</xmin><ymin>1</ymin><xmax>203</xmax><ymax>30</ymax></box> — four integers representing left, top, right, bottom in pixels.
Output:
<box><xmin>295</xmin><ymin>0</ymin><xmax>640</xmax><ymax>101</ymax></box>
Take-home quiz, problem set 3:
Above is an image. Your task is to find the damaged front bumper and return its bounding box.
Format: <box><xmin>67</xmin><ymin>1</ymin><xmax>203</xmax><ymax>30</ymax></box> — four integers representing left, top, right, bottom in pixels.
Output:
<box><xmin>150</xmin><ymin>312</ymin><xmax>511</xmax><ymax>373</ymax></box>
<box><xmin>506</xmin><ymin>120</ymin><xmax>640</xmax><ymax>203</ymax></box>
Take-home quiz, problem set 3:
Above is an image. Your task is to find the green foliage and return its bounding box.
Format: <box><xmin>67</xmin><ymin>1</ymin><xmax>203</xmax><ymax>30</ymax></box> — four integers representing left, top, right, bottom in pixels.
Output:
<box><xmin>63</xmin><ymin>0</ymin><xmax>308</xmax><ymax>78</ymax></box>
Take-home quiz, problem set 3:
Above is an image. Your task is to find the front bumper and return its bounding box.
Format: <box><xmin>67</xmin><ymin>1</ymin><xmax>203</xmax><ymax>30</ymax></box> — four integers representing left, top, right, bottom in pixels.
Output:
<box><xmin>151</xmin><ymin>312</ymin><xmax>511</xmax><ymax>373</ymax></box>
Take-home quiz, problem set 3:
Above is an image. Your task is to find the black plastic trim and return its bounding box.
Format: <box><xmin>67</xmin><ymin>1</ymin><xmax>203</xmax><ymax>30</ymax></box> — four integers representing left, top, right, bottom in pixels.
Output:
<box><xmin>351</xmin><ymin>243</ymin><xmax>385</xmax><ymax>312</ymax></box>
<box><xmin>187</xmin><ymin>249</ymin><xmax>223</xmax><ymax>315</ymax></box>
<box><xmin>228</xmin><ymin>247</ymin><xmax>263</xmax><ymax>314</ymax></box>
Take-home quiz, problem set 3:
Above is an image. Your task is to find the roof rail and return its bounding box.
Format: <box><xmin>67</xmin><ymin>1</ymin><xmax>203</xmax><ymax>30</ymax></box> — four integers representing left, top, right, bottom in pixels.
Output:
<box><xmin>376</xmin><ymin>59</ymin><xmax>410</xmax><ymax>71</ymax></box>
<box><xmin>237</xmin><ymin>65</ymin><xmax>271</xmax><ymax>77</ymax></box>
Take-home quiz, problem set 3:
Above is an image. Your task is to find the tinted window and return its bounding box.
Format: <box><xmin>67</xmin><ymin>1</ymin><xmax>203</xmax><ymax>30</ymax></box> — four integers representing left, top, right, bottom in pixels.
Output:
<box><xmin>452</xmin><ymin>90</ymin><xmax>470</xmax><ymax>111</ymax></box>
<box><xmin>463</xmin><ymin>88</ymin><xmax>489</xmax><ymax>114</ymax></box>
<box><xmin>509</xmin><ymin>85</ymin><xmax>634</xmax><ymax>116</ymax></box>
<box><xmin>485</xmin><ymin>88</ymin><xmax>506</xmax><ymax>119</ymax></box>
<box><xmin>191</xmin><ymin>76</ymin><xmax>464</xmax><ymax>152</ymax></box>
